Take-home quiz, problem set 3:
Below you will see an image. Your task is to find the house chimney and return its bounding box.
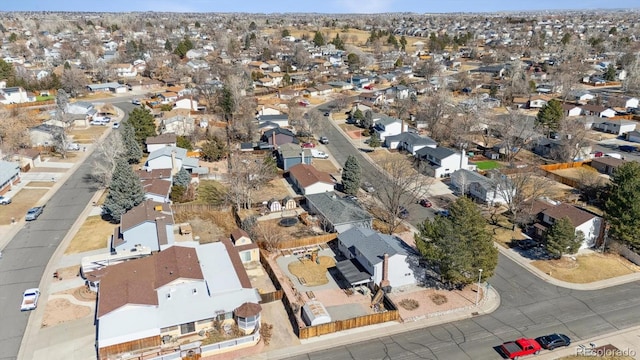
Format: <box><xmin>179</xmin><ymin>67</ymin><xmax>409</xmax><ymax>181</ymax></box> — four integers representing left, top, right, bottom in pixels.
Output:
<box><xmin>170</xmin><ymin>150</ymin><xmax>179</xmax><ymax>176</ymax></box>
<box><xmin>301</xmin><ymin>150</ymin><xmax>304</xmax><ymax>163</ymax></box>
<box><xmin>272</xmin><ymin>131</ymin><xmax>277</xmax><ymax>148</ymax></box>
<box><xmin>380</xmin><ymin>253</ymin><xmax>391</xmax><ymax>291</ymax></box>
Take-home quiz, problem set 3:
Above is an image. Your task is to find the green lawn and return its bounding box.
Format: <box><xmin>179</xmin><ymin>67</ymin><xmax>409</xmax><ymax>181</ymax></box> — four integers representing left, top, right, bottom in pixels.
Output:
<box><xmin>474</xmin><ymin>160</ymin><xmax>501</xmax><ymax>170</ymax></box>
<box><xmin>36</xmin><ymin>95</ymin><xmax>54</xmax><ymax>101</ymax></box>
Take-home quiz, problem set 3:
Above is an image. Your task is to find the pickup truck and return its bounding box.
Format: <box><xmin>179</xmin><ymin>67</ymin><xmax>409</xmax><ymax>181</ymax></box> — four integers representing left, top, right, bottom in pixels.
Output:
<box><xmin>21</xmin><ymin>288</ymin><xmax>40</xmax><ymax>311</ymax></box>
<box><xmin>500</xmin><ymin>338</ymin><xmax>542</xmax><ymax>359</ymax></box>
<box><xmin>310</xmin><ymin>149</ymin><xmax>329</xmax><ymax>159</ymax></box>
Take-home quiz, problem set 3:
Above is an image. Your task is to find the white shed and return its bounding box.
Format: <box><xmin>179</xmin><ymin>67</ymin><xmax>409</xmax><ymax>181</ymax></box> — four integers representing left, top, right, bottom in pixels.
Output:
<box><xmin>301</xmin><ymin>301</ymin><xmax>332</xmax><ymax>326</ymax></box>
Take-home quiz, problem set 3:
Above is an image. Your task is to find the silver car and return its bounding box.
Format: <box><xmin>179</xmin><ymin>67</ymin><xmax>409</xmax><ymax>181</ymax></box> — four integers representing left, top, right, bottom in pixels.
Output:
<box><xmin>25</xmin><ymin>206</ymin><xmax>44</xmax><ymax>221</ymax></box>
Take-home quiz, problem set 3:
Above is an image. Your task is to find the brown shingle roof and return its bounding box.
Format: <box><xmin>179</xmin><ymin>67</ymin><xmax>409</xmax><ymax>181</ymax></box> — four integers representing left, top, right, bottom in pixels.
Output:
<box><xmin>135</xmin><ymin>168</ymin><xmax>172</xmax><ymax>181</ymax></box>
<box><xmin>97</xmin><ymin>246</ymin><xmax>203</xmax><ymax>317</ymax></box>
<box><xmin>234</xmin><ymin>302</ymin><xmax>262</xmax><ymax>318</ymax></box>
<box><xmin>220</xmin><ymin>238</ymin><xmax>252</xmax><ymax>289</ymax></box>
<box><xmin>146</xmin><ymin>133</ymin><xmax>177</xmax><ymax>145</ymax></box>
<box><xmin>120</xmin><ymin>200</ymin><xmax>173</xmax><ymax>233</ymax></box>
<box><xmin>542</xmin><ymin>203</ymin><xmax>596</xmax><ymax>227</ymax></box>
<box><xmin>288</xmin><ymin>164</ymin><xmax>333</xmax><ymax>189</ymax></box>
<box><xmin>142</xmin><ymin>179</ymin><xmax>171</xmax><ymax>197</ymax></box>
<box><xmin>230</xmin><ymin>228</ymin><xmax>251</xmax><ymax>244</ymax></box>
<box><xmin>591</xmin><ymin>157</ymin><xmax>627</xmax><ymax>168</ymax></box>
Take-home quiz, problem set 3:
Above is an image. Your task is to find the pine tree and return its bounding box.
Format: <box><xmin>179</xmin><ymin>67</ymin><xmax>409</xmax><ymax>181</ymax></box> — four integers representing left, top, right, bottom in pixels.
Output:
<box><xmin>604</xmin><ymin>64</ymin><xmax>617</xmax><ymax>81</ymax></box>
<box><xmin>416</xmin><ymin>197</ymin><xmax>498</xmax><ymax>289</ymax></box>
<box><xmin>127</xmin><ymin>107</ymin><xmax>156</xmax><ymax>146</ymax></box>
<box><xmin>535</xmin><ymin>99</ymin><xmax>563</xmax><ymax>137</ymax></box>
<box><xmin>545</xmin><ymin>217</ymin><xmax>583</xmax><ymax>258</ymax></box>
<box><xmin>368</xmin><ymin>133</ymin><xmax>381</xmax><ymax>148</ymax></box>
<box><xmin>313</xmin><ymin>31</ymin><xmax>325</xmax><ymax>47</ymax></box>
<box><xmin>174</xmin><ymin>167</ymin><xmax>191</xmax><ymax>188</ymax></box>
<box><xmin>605</xmin><ymin>161</ymin><xmax>640</xmax><ymax>251</ymax></box>
<box><xmin>342</xmin><ymin>155</ymin><xmax>361</xmax><ymax>196</ymax></box>
<box><xmin>120</xmin><ymin>122</ymin><xmax>143</xmax><ymax>164</ymax></box>
<box><xmin>103</xmin><ymin>157</ymin><xmax>145</xmax><ymax>222</ymax></box>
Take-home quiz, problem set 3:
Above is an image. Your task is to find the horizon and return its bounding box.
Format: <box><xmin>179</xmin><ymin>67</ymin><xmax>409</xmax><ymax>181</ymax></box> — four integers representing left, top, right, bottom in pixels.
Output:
<box><xmin>1</xmin><ymin>0</ymin><xmax>639</xmax><ymax>14</ymax></box>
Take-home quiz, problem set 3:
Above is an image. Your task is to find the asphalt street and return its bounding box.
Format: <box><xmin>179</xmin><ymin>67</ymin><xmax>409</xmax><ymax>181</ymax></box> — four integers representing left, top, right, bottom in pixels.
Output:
<box><xmin>0</xmin><ymin>101</ymin><xmax>131</xmax><ymax>360</ymax></box>
<box><xmin>286</xmin><ymin>253</ymin><xmax>640</xmax><ymax>360</ymax></box>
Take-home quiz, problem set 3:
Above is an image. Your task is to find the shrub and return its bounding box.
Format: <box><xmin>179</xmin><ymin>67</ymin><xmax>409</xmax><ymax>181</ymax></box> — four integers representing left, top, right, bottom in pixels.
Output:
<box><xmin>398</xmin><ymin>298</ymin><xmax>420</xmax><ymax>310</ymax></box>
<box><xmin>430</xmin><ymin>293</ymin><xmax>448</xmax><ymax>305</ymax></box>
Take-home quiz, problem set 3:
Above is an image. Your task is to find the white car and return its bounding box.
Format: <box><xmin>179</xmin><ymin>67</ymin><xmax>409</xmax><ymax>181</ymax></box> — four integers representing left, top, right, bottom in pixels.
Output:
<box><xmin>112</xmin><ymin>122</ymin><xmax>120</xmax><ymax>129</ymax></box>
<box><xmin>66</xmin><ymin>143</ymin><xmax>80</xmax><ymax>151</ymax></box>
<box><xmin>21</xmin><ymin>288</ymin><xmax>40</xmax><ymax>311</ymax></box>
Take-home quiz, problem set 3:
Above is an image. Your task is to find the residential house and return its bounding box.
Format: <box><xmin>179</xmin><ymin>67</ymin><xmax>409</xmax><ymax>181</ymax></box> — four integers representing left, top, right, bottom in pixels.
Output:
<box><xmin>358</xmin><ymin>92</ymin><xmax>385</xmax><ymax>106</ymax></box>
<box><xmin>276</xmin><ymin>143</ymin><xmax>311</xmax><ymax>171</ymax></box>
<box><xmin>257</xmin><ymin>114</ymin><xmax>289</xmax><ymax>129</ymax></box>
<box><xmin>384</xmin><ymin>132</ymin><xmax>437</xmax><ymax>155</ymax></box>
<box><xmin>561</xmin><ymin>103</ymin><xmax>582</xmax><ymax>117</ymax></box>
<box><xmin>288</xmin><ymin>163</ymin><xmax>334</xmax><ymax>195</ymax></box>
<box><xmin>582</xmin><ymin>104</ymin><xmax>616</xmax><ymax>118</ymax></box>
<box><xmin>257</xmin><ymin>106</ymin><xmax>281</xmax><ymax>116</ymax></box>
<box><xmin>29</xmin><ymin>124</ymin><xmax>62</xmax><ymax>146</ymax></box>
<box><xmin>94</xmin><ymin>243</ymin><xmax>261</xmax><ymax>360</ymax></box>
<box><xmin>142</xmin><ymin>179</ymin><xmax>172</xmax><ymax>203</ymax></box>
<box><xmin>230</xmin><ymin>229</ymin><xmax>260</xmax><ymax>264</ymax></box>
<box><xmin>373</xmin><ymin>116</ymin><xmax>407</xmax><ymax>141</ymax></box>
<box><xmin>415</xmin><ymin>146</ymin><xmax>470</xmax><ymax>178</ymax></box>
<box><xmin>66</xmin><ymin>101</ymin><xmax>94</xmax><ymax>115</ymax></box>
<box><xmin>263</xmin><ymin>128</ymin><xmax>298</xmax><ymax>148</ymax></box>
<box><xmin>174</xmin><ymin>98</ymin><xmax>198</xmax><ymax>111</ymax></box>
<box><xmin>569</xmin><ymin>90</ymin><xmax>595</xmax><ymax>104</ymax></box>
<box><xmin>161</xmin><ymin>116</ymin><xmax>195</xmax><ymax>136</ymax></box>
<box><xmin>532</xmin><ymin>138</ymin><xmax>592</xmax><ymax>161</ymax></box>
<box><xmin>590</xmin><ymin>157</ymin><xmax>627</xmax><ymax>176</ymax></box>
<box><xmin>528</xmin><ymin>95</ymin><xmax>551</xmax><ymax>109</ymax></box>
<box><xmin>87</xmin><ymin>82</ymin><xmax>127</xmax><ymax>94</ymax></box>
<box><xmin>146</xmin><ymin>134</ymin><xmax>178</xmax><ymax>153</ymax></box>
<box><xmin>110</xmin><ymin>200</ymin><xmax>175</xmax><ymax>253</ymax></box>
<box><xmin>0</xmin><ymin>160</ymin><xmax>20</xmax><ymax>195</ymax></box>
<box><xmin>530</xmin><ymin>200</ymin><xmax>603</xmax><ymax>249</ymax></box>
<box><xmin>113</xmin><ymin>63</ymin><xmax>137</xmax><ymax>78</ymax></box>
<box><xmin>608</xmin><ymin>96</ymin><xmax>639</xmax><ymax>109</ymax></box>
<box><xmin>304</xmin><ymin>192</ymin><xmax>373</xmax><ymax>233</ymax></box>
<box><xmin>593</xmin><ymin>120</ymin><xmax>637</xmax><ymax>136</ymax></box>
<box><xmin>626</xmin><ymin>130</ymin><xmax>640</xmax><ymax>143</ymax></box>
<box><xmin>336</xmin><ymin>227</ymin><xmax>417</xmax><ymax>289</ymax></box>
<box><xmin>14</xmin><ymin>149</ymin><xmax>42</xmax><ymax>170</ymax></box>
<box><xmin>0</xmin><ymin>86</ymin><xmax>34</xmax><ymax>104</ymax></box>
<box><xmin>450</xmin><ymin>169</ymin><xmax>513</xmax><ymax>205</ymax></box>
<box><xmin>145</xmin><ymin>146</ymin><xmax>200</xmax><ymax>175</ymax></box>
<box><xmin>135</xmin><ymin>168</ymin><xmax>173</xmax><ymax>183</ymax></box>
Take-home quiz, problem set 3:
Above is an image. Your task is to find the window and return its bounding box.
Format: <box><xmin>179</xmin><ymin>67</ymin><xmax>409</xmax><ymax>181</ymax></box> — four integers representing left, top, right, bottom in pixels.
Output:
<box><xmin>241</xmin><ymin>251</ymin><xmax>252</xmax><ymax>262</ymax></box>
<box><xmin>180</xmin><ymin>322</ymin><xmax>195</xmax><ymax>334</ymax></box>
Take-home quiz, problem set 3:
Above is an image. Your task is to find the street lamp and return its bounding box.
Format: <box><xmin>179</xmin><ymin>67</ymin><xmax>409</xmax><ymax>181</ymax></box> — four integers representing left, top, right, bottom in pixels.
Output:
<box><xmin>475</xmin><ymin>269</ymin><xmax>483</xmax><ymax>307</ymax></box>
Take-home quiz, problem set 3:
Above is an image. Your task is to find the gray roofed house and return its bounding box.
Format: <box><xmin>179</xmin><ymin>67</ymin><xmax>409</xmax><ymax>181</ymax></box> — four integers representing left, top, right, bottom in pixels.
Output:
<box><xmin>304</xmin><ymin>192</ymin><xmax>373</xmax><ymax>233</ymax></box>
<box><xmin>0</xmin><ymin>160</ymin><xmax>20</xmax><ymax>193</ymax></box>
<box><xmin>384</xmin><ymin>132</ymin><xmax>437</xmax><ymax>155</ymax></box>
<box><xmin>450</xmin><ymin>169</ymin><xmax>513</xmax><ymax>205</ymax></box>
<box><xmin>336</xmin><ymin>227</ymin><xmax>418</xmax><ymax>289</ymax></box>
<box><xmin>415</xmin><ymin>146</ymin><xmax>468</xmax><ymax>178</ymax></box>
<box><xmin>257</xmin><ymin>114</ymin><xmax>289</xmax><ymax>128</ymax></box>
<box><xmin>277</xmin><ymin>143</ymin><xmax>311</xmax><ymax>170</ymax></box>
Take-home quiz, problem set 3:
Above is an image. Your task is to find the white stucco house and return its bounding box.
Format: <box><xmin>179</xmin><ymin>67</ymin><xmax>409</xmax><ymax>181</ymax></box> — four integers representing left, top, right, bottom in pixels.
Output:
<box><xmin>288</xmin><ymin>163</ymin><xmax>335</xmax><ymax>195</ymax></box>
<box><xmin>145</xmin><ymin>133</ymin><xmax>178</xmax><ymax>153</ymax></box>
<box><xmin>336</xmin><ymin>227</ymin><xmax>418</xmax><ymax>289</ymax></box>
<box><xmin>415</xmin><ymin>146</ymin><xmax>472</xmax><ymax>178</ymax></box>
<box><xmin>533</xmin><ymin>201</ymin><xmax>603</xmax><ymax>250</ymax></box>
<box><xmin>593</xmin><ymin>120</ymin><xmax>636</xmax><ymax>136</ymax></box>
<box><xmin>373</xmin><ymin>116</ymin><xmax>407</xmax><ymax>141</ymax></box>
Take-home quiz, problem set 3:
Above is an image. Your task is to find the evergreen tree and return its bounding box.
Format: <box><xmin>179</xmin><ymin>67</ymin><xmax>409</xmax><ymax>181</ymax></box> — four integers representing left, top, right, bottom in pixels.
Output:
<box><xmin>120</xmin><ymin>122</ymin><xmax>143</xmax><ymax>164</ymax></box>
<box><xmin>347</xmin><ymin>53</ymin><xmax>361</xmax><ymax>71</ymax></box>
<box><xmin>176</xmin><ymin>136</ymin><xmax>193</xmax><ymax>151</ymax></box>
<box><xmin>360</xmin><ymin>110</ymin><xmax>374</xmax><ymax>129</ymax></box>
<box><xmin>127</xmin><ymin>107</ymin><xmax>156</xmax><ymax>146</ymax></box>
<box><xmin>399</xmin><ymin>35</ymin><xmax>407</xmax><ymax>51</ymax></box>
<box><xmin>416</xmin><ymin>197</ymin><xmax>498</xmax><ymax>288</ymax></box>
<box><xmin>164</xmin><ymin>39</ymin><xmax>172</xmax><ymax>51</ymax></box>
<box><xmin>313</xmin><ymin>31</ymin><xmax>325</xmax><ymax>46</ymax></box>
<box><xmin>604</xmin><ymin>64</ymin><xmax>617</xmax><ymax>81</ymax></box>
<box><xmin>200</xmin><ymin>136</ymin><xmax>228</xmax><ymax>162</ymax></box>
<box><xmin>174</xmin><ymin>167</ymin><xmax>191</xmax><ymax>187</ymax></box>
<box><xmin>281</xmin><ymin>29</ymin><xmax>291</xmax><ymax>38</ymax></box>
<box><xmin>605</xmin><ymin>161</ymin><xmax>640</xmax><ymax>251</ymax></box>
<box><xmin>331</xmin><ymin>33</ymin><xmax>344</xmax><ymax>50</ymax></box>
<box><xmin>103</xmin><ymin>157</ymin><xmax>145</xmax><ymax>222</ymax></box>
<box><xmin>368</xmin><ymin>133</ymin><xmax>381</xmax><ymax>148</ymax></box>
<box><xmin>352</xmin><ymin>108</ymin><xmax>364</xmax><ymax>122</ymax></box>
<box><xmin>545</xmin><ymin>217</ymin><xmax>583</xmax><ymax>258</ymax></box>
<box><xmin>387</xmin><ymin>34</ymin><xmax>398</xmax><ymax>47</ymax></box>
<box><xmin>535</xmin><ymin>99</ymin><xmax>563</xmax><ymax>137</ymax></box>
<box><xmin>248</xmin><ymin>21</ymin><xmax>257</xmax><ymax>31</ymax></box>
<box><xmin>0</xmin><ymin>59</ymin><xmax>16</xmax><ymax>85</ymax></box>
<box><xmin>342</xmin><ymin>155</ymin><xmax>361</xmax><ymax>196</ymax></box>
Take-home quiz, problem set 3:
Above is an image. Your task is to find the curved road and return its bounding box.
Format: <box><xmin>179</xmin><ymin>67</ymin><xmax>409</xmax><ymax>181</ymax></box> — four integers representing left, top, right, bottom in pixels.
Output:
<box><xmin>0</xmin><ymin>101</ymin><xmax>133</xmax><ymax>360</ymax></box>
<box><xmin>287</xmin><ymin>253</ymin><xmax>640</xmax><ymax>359</ymax></box>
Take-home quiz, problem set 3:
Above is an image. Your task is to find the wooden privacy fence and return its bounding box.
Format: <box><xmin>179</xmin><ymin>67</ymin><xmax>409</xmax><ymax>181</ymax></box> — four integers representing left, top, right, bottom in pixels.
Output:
<box><xmin>259</xmin><ymin>290</ymin><xmax>284</xmax><ymax>303</ymax></box>
<box><xmin>277</xmin><ymin>233</ymin><xmax>337</xmax><ymax>249</ymax></box>
<box><xmin>171</xmin><ymin>203</ymin><xmax>225</xmax><ymax>214</ymax></box>
<box><xmin>298</xmin><ymin>309</ymin><xmax>400</xmax><ymax>339</ymax></box>
<box><xmin>539</xmin><ymin>161</ymin><xmax>590</xmax><ymax>172</ymax></box>
<box><xmin>538</xmin><ymin>161</ymin><xmax>592</xmax><ymax>189</ymax></box>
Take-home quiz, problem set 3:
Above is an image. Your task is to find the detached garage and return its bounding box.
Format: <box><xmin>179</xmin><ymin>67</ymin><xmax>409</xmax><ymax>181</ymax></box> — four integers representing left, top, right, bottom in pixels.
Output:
<box><xmin>302</xmin><ymin>301</ymin><xmax>332</xmax><ymax>326</ymax></box>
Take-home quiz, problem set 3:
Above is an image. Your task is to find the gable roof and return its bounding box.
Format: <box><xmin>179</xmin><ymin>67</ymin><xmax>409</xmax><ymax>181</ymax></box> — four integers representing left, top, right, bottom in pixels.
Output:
<box><xmin>415</xmin><ymin>146</ymin><xmax>457</xmax><ymax>160</ymax></box>
<box><xmin>120</xmin><ymin>199</ymin><xmax>173</xmax><ymax>233</ymax></box>
<box><xmin>288</xmin><ymin>163</ymin><xmax>333</xmax><ymax>188</ymax></box>
<box><xmin>541</xmin><ymin>203</ymin><xmax>597</xmax><ymax>227</ymax></box>
<box><xmin>0</xmin><ymin>160</ymin><xmax>19</xmax><ymax>186</ymax></box>
<box><xmin>142</xmin><ymin>179</ymin><xmax>171</xmax><ymax>197</ymax></box>
<box><xmin>257</xmin><ymin>114</ymin><xmax>288</xmax><ymax>123</ymax></box>
<box><xmin>97</xmin><ymin>246</ymin><xmax>204</xmax><ymax>317</ymax></box>
<box><xmin>146</xmin><ymin>133</ymin><xmax>177</xmax><ymax>145</ymax></box>
<box><xmin>384</xmin><ymin>132</ymin><xmax>437</xmax><ymax>146</ymax></box>
<box><xmin>279</xmin><ymin>143</ymin><xmax>310</xmax><ymax>158</ymax></box>
<box><xmin>135</xmin><ymin>168</ymin><xmax>172</xmax><ymax>181</ymax></box>
<box><xmin>338</xmin><ymin>227</ymin><xmax>409</xmax><ymax>266</ymax></box>
<box><xmin>147</xmin><ymin>146</ymin><xmax>187</xmax><ymax>161</ymax></box>
<box><xmin>305</xmin><ymin>192</ymin><xmax>373</xmax><ymax>226</ymax></box>
<box><xmin>230</xmin><ymin>228</ymin><xmax>251</xmax><ymax>243</ymax></box>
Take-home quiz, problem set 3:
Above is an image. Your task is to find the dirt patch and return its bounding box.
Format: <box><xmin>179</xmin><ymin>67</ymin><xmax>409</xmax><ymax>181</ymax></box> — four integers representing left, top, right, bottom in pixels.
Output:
<box><xmin>69</xmin><ymin>126</ymin><xmax>109</xmax><ymax>143</ymax></box>
<box><xmin>26</xmin><ymin>181</ymin><xmax>55</xmax><ymax>187</ymax></box>
<box><xmin>54</xmin><ymin>265</ymin><xmax>81</xmax><ymax>280</ymax></box>
<box><xmin>41</xmin><ymin>298</ymin><xmax>92</xmax><ymax>328</ymax></box>
<box><xmin>532</xmin><ymin>252</ymin><xmax>640</xmax><ymax>283</ymax></box>
<box><xmin>287</xmin><ymin>256</ymin><xmax>336</xmax><ymax>287</ymax></box>
<box><xmin>65</xmin><ymin>215</ymin><xmax>115</xmax><ymax>254</ymax></box>
<box><xmin>174</xmin><ymin>210</ymin><xmax>237</xmax><ymax>242</ymax></box>
<box><xmin>0</xmin><ymin>188</ymin><xmax>48</xmax><ymax>225</ymax></box>
<box><xmin>252</xmin><ymin>178</ymin><xmax>292</xmax><ymax>204</ymax></box>
<box><xmin>387</xmin><ymin>286</ymin><xmax>477</xmax><ymax>321</ymax></box>
<box><xmin>312</xmin><ymin>159</ymin><xmax>338</xmax><ymax>174</ymax></box>
<box><xmin>44</xmin><ymin>153</ymin><xmax>80</xmax><ymax>162</ymax></box>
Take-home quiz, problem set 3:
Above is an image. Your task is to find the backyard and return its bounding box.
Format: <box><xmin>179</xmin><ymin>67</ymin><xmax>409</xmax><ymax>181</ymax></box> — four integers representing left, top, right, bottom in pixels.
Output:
<box><xmin>473</xmin><ymin>160</ymin><xmax>502</xmax><ymax>170</ymax></box>
<box><xmin>173</xmin><ymin>209</ymin><xmax>237</xmax><ymax>242</ymax></box>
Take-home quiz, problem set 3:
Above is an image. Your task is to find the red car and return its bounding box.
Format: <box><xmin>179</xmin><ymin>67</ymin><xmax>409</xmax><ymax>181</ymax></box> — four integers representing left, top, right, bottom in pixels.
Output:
<box><xmin>419</xmin><ymin>198</ymin><xmax>433</xmax><ymax>208</ymax></box>
<box><xmin>301</xmin><ymin>142</ymin><xmax>316</xmax><ymax>148</ymax></box>
<box><xmin>500</xmin><ymin>338</ymin><xmax>542</xmax><ymax>359</ymax></box>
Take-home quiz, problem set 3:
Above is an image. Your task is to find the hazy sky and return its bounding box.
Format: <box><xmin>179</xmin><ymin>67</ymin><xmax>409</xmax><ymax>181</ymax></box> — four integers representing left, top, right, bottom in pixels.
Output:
<box><xmin>1</xmin><ymin>0</ymin><xmax>638</xmax><ymax>13</ymax></box>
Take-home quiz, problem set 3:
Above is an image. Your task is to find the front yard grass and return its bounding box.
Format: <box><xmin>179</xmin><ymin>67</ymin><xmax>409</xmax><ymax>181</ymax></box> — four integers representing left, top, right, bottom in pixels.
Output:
<box><xmin>26</xmin><ymin>181</ymin><xmax>55</xmax><ymax>187</ymax></box>
<box><xmin>69</xmin><ymin>126</ymin><xmax>109</xmax><ymax>143</ymax></box>
<box><xmin>64</xmin><ymin>215</ymin><xmax>115</xmax><ymax>254</ymax></box>
<box><xmin>531</xmin><ymin>252</ymin><xmax>640</xmax><ymax>283</ymax></box>
<box><xmin>0</xmin><ymin>189</ymin><xmax>48</xmax><ymax>225</ymax></box>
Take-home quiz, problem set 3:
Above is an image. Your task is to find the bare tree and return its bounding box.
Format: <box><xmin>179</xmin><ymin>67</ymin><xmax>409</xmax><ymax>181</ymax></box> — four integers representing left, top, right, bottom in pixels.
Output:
<box><xmin>486</xmin><ymin>110</ymin><xmax>538</xmax><ymax>164</ymax></box>
<box><xmin>61</xmin><ymin>68</ymin><xmax>87</xmax><ymax>98</ymax></box>
<box><xmin>252</xmin><ymin>220</ymin><xmax>285</xmax><ymax>252</ymax></box>
<box><xmin>552</xmin><ymin>117</ymin><xmax>591</xmax><ymax>162</ymax></box>
<box><xmin>226</xmin><ymin>152</ymin><xmax>277</xmax><ymax>209</ymax></box>
<box><xmin>414</xmin><ymin>86</ymin><xmax>455</xmax><ymax>143</ymax></box>
<box><xmin>0</xmin><ymin>109</ymin><xmax>30</xmax><ymax>155</ymax></box>
<box><xmin>91</xmin><ymin>132</ymin><xmax>124</xmax><ymax>188</ymax></box>
<box><xmin>368</xmin><ymin>155</ymin><xmax>433</xmax><ymax>234</ymax></box>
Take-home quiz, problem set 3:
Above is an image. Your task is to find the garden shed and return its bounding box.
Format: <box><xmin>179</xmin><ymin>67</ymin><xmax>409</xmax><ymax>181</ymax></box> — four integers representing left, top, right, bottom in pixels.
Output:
<box><xmin>268</xmin><ymin>199</ymin><xmax>282</xmax><ymax>212</ymax></box>
<box><xmin>301</xmin><ymin>300</ymin><xmax>332</xmax><ymax>326</ymax></box>
<box><xmin>282</xmin><ymin>196</ymin><xmax>297</xmax><ymax>210</ymax></box>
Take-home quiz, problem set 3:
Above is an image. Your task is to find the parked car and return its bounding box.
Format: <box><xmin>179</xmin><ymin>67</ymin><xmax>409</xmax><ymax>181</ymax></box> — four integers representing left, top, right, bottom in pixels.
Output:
<box><xmin>103</xmin><ymin>116</ymin><xmax>111</xmax><ymax>122</ymax></box>
<box><xmin>0</xmin><ymin>195</ymin><xmax>11</xmax><ymax>205</ymax></box>
<box><xmin>399</xmin><ymin>206</ymin><xmax>409</xmax><ymax>219</ymax></box>
<box><xmin>131</xmin><ymin>99</ymin><xmax>141</xmax><ymax>105</ymax></box>
<box><xmin>112</xmin><ymin>122</ymin><xmax>120</xmax><ymax>129</ymax></box>
<box><xmin>436</xmin><ymin>209</ymin><xmax>450</xmax><ymax>217</ymax></box>
<box><xmin>619</xmin><ymin>145</ymin><xmax>637</xmax><ymax>152</ymax></box>
<box><xmin>21</xmin><ymin>288</ymin><xmax>40</xmax><ymax>311</ymax></box>
<box><xmin>301</xmin><ymin>142</ymin><xmax>315</xmax><ymax>148</ymax></box>
<box><xmin>25</xmin><ymin>206</ymin><xmax>45</xmax><ymax>221</ymax></box>
<box><xmin>319</xmin><ymin>136</ymin><xmax>329</xmax><ymax>144</ymax></box>
<box><xmin>90</xmin><ymin>120</ymin><xmax>107</xmax><ymax>126</ymax></box>
<box><xmin>324</xmin><ymin>112</ymin><xmax>330</xmax><ymax>116</ymax></box>
<box><xmin>418</xmin><ymin>198</ymin><xmax>432</xmax><ymax>208</ymax></box>
<box><xmin>500</xmin><ymin>338</ymin><xmax>542</xmax><ymax>359</ymax></box>
<box><xmin>310</xmin><ymin>149</ymin><xmax>329</xmax><ymax>159</ymax></box>
<box><xmin>535</xmin><ymin>333</ymin><xmax>571</xmax><ymax>350</ymax></box>
<box><xmin>66</xmin><ymin>143</ymin><xmax>80</xmax><ymax>151</ymax></box>
<box><xmin>362</xmin><ymin>181</ymin><xmax>375</xmax><ymax>193</ymax></box>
